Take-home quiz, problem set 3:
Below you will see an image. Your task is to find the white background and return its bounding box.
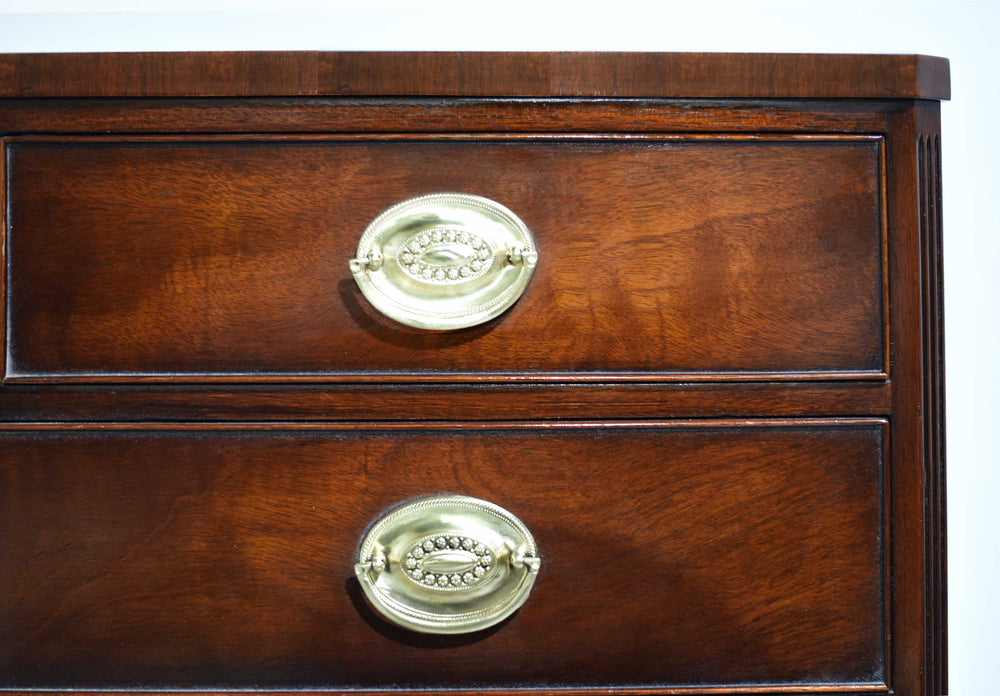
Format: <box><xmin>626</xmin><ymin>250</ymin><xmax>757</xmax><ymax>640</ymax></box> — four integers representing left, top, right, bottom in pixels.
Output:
<box><xmin>0</xmin><ymin>1</ymin><xmax>995</xmax><ymax>694</ymax></box>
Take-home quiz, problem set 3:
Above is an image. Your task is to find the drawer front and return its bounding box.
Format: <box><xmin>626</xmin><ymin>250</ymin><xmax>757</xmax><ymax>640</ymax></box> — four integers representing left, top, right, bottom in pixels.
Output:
<box><xmin>4</xmin><ymin>135</ymin><xmax>884</xmax><ymax>383</ymax></box>
<box><xmin>0</xmin><ymin>422</ymin><xmax>886</xmax><ymax>690</ymax></box>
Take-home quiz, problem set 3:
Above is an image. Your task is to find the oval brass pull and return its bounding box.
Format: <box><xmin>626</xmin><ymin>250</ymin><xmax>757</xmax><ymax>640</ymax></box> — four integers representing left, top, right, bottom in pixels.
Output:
<box><xmin>349</xmin><ymin>193</ymin><xmax>539</xmax><ymax>330</ymax></box>
<box><xmin>355</xmin><ymin>495</ymin><xmax>541</xmax><ymax>634</ymax></box>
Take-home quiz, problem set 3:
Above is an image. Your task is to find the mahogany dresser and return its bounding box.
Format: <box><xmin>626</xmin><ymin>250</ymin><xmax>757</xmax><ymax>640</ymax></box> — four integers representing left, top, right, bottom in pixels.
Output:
<box><xmin>0</xmin><ymin>53</ymin><xmax>949</xmax><ymax>696</ymax></box>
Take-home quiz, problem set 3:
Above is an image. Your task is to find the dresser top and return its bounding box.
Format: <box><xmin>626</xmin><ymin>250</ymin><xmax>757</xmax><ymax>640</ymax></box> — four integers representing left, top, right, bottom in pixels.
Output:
<box><xmin>0</xmin><ymin>51</ymin><xmax>949</xmax><ymax>100</ymax></box>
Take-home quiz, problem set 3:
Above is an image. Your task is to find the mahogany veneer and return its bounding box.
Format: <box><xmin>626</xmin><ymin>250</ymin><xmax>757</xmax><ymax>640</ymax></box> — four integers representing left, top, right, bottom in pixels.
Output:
<box><xmin>0</xmin><ymin>52</ymin><xmax>947</xmax><ymax>696</ymax></box>
<box><xmin>6</xmin><ymin>136</ymin><xmax>883</xmax><ymax>381</ymax></box>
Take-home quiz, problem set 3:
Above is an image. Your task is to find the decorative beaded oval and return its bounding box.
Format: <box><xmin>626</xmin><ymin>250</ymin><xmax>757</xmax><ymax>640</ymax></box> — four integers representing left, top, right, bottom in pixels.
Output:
<box><xmin>396</xmin><ymin>227</ymin><xmax>495</xmax><ymax>284</ymax></box>
<box><xmin>401</xmin><ymin>534</ymin><xmax>495</xmax><ymax>590</ymax></box>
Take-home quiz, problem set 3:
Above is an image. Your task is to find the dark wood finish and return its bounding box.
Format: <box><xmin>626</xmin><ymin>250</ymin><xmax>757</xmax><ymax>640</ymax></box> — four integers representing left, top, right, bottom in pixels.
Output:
<box><xmin>0</xmin><ymin>690</ymin><xmax>890</xmax><ymax>696</ymax></box>
<box><xmin>0</xmin><ymin>51</ymin><xmax>317</xmax><ymax>98</ymax></box>
<box><xmin>0</xmin><ymin>53</ymin><xmax>947</xmax><ymax>696</ymax></box>
<box><xmin>0</xmin><ymin>98</ymin><xmax>903</xmax><ymax>136</ymax></box>
<box><xmin>917</xmin><ymin>117</ymin><xmax>947</xmax><ymax>696</ymax></box>
<box><xmin>875</xmin><ymin>100</ymin><xmax>947</xmax><ymax>696</ymax></box>
<box><xmin>0</xmin><ymin>52</ymin><xmax>950</xmax><ymax>99</ymax></box>
<box><xmin>322</xmin><ymin>52</ymin><xmax>949</xmax><ymax>100</ymax></box>
<box><xmin>6</xmin><ymin>136</ymin><xmax>884</xmax><ymax>382</ymax></box>
<box><xmin>0</xmin><ymin>691</ymin><xmax>890</xmax><ymax>696</ymax></box>
<box><xmin>0</xmin><ymin>382</ymin><xmax>892</xmax><ymax>423</ymax></box>
<box><xmin>0</xmin><ymin>422</ymin><xmax>886</xmax><ymax>690</ymax></box>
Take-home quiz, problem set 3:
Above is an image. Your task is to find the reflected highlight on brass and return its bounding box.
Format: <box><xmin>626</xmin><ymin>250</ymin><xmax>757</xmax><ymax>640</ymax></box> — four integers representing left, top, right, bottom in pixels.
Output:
<box><xmin>355</xmin><ymin>495</ymin><xmax>541</xmax><ymax>634</ymax></box>
<box><xmin>349</xmin><ymin>193</ymin><xmax>538</xmax><ymax>330</ymax></box>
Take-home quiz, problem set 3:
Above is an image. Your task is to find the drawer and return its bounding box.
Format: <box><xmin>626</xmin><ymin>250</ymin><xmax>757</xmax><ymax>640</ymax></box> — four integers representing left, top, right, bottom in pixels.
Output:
<box><xmin>0</xmin><ymin>421</ymin><xmax>886</xmax><ymax>691</ymax></box>
<box><xmin>4</xmin><ymin>135</ymin><xmax>884</xmax><ymax>383</ymax></box>
<box><xmin>0</xmin><ymin>51</ymin><xmax>948</xmax><ymax>696</ymax></box>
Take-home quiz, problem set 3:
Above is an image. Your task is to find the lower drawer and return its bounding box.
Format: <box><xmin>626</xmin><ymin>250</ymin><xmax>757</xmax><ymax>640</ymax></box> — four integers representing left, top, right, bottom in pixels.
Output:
<box><xmin>0</xmin><ymin>421</ymin><xmax>886</xmax><ymax>691</ymax></box>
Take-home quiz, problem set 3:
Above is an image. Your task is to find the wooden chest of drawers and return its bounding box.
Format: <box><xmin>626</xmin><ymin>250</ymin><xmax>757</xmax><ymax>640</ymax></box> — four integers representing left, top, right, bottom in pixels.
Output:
<box><xmin>0</xmin><ymin>52</ymin><xmax>948</xmax><ymax>696</ymax></box>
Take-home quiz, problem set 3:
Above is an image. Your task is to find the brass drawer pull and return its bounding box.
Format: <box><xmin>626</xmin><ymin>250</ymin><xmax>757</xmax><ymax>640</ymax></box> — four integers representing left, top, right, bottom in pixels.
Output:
<box><xmin>355</xmin><ymin>495</ymin><xmax>540</xmax><ymax>634</ymax></box>
<box><xmin>349</xmin><ymin>193</ymin><xmax>538</xmax><ymax>330</ymax></box>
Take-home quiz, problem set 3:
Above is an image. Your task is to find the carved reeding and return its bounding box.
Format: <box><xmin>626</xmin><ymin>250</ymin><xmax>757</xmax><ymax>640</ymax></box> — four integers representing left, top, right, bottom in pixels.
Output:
<box><xmin>918</xmin><ymin>130</ymin><xmax>947</xmax><ymax>696</ymax></box>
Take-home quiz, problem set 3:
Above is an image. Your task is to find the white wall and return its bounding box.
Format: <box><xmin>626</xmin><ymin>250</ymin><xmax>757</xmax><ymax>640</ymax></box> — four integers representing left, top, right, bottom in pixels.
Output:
<box><xmin>0</xmin><ymin>2</ymin><xmax>995</xmax><ymax>694</ymax></box>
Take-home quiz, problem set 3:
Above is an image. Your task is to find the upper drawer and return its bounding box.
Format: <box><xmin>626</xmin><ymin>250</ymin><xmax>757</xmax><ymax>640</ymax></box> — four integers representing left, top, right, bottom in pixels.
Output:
<box><xmin>3</xmin><ymin>135</ymin><xmax>885</xmax><ymax>383</ymax></box>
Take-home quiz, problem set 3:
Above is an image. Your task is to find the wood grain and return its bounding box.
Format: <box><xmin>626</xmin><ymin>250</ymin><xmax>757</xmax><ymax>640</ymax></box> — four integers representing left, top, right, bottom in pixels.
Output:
<box><xmin>0</xmin><ymin>688</ymin><xmax>890</xmax><ymax>696</ymax></box>
<box><xmin>0</xmin><ymin>421</ymin><xmax>886</xmax><ymax>690</ymax></box>
<box><xmin>0</xmin><ymin>52</ymin><xmax>950</xmax><ymax>99</ymax></box>
<box><xmin>5</xmin><ymin>136</ymin><xmax>884</xmax><ymax>382</ymax></box>
<box><xmin>321</xmin><ymin>52</ymin><xmax>949</xmax><ymax>99</ymax></box>
<box><xmin>0</xmin><ymin>98</ymin><xmax>901</xmax><ymax>136</ymax></box>
<box><xmin>0</xmin><ymin>51</ymin><xmax>948</xmax><ymax>696</ymax></box>
<box><xmin>0</xmin><ymin>51</ymin><xmax>317</xmax><ymax>98</ymax></box>
<box><xmin>917</xmin><ymin>106</ymin><xmax>947</xmax><ymax>696</ymax></box>
<box><xmin>882</xmin><ymin>101</ymin><xmax>947</xmax><ymax>696</ymax></box>
<box><xmin>0</xmin><ymin>382</ymin><xmax>892</xmax><ymax>423</ymax></box>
